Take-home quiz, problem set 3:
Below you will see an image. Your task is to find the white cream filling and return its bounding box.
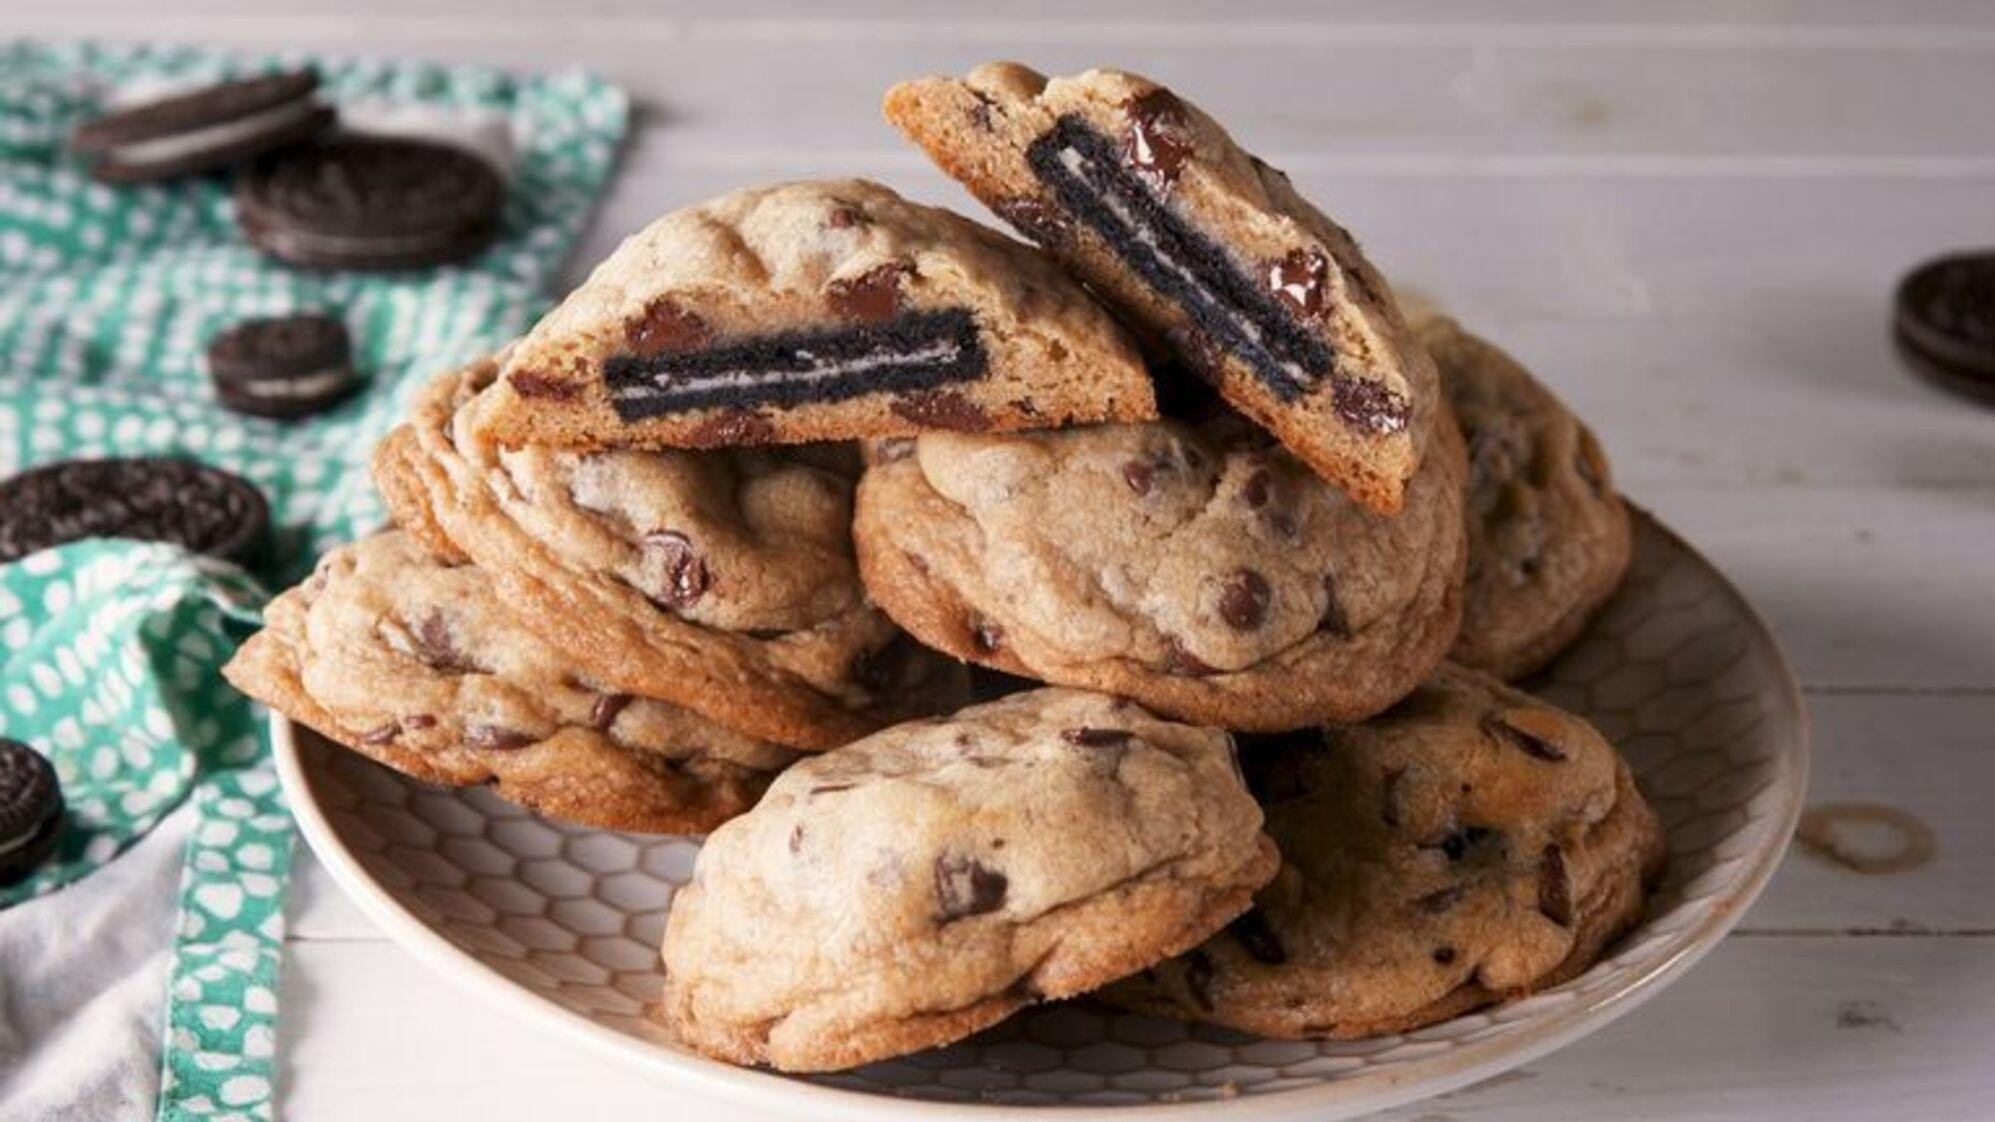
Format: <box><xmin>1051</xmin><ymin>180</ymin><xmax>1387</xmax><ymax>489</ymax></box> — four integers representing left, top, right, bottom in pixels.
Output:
<box><xmin>612</xmin><ymin>336</ymin><xmax>963</xmax><ymax>402</ymax></box>
<box><xmin>108</xmin><ymin>99</ymin><xmax>322</xmax><ymax>166</ymax></box>
<box><xmin>238</xmin><ymin>365</ymin><xmax>352</xmax><ymax>400</ymax></box>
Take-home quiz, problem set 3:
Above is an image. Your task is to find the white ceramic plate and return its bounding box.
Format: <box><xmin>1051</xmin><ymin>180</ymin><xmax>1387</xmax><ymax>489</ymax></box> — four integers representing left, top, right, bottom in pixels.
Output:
<box><xmin>275</xmin><ymin>510</ymin><xmax>1809</xmax><ymax>1120</ymax></box>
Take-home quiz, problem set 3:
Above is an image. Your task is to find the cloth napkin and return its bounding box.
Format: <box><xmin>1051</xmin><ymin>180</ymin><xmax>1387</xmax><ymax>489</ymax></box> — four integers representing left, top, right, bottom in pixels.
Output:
<box><xmin>0</xmin><ymin>39</ymin><xmax>626</xmax><ymax>1120</ymax></box>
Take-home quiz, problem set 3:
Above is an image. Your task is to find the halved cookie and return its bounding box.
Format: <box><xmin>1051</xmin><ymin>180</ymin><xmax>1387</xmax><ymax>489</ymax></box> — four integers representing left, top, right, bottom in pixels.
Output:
<box><xmin>373</xmin><ymin>355</ymin><xmax>965</xmax><ymax>751</ymax></box>
<box><xmin>1420</xmin><ymin>315</ymin><xmax>1633</xmax><ymax>680</ymax></box>
<box><xmin>852</xmin><ymin>409</ymin><xmax>1467</xmax><ymax>731</ymax></box>
<box><xmin>660</xmin><ymin>688</ymin><xmax>1278</xmax><ymax>1071</ymax></box>
<box><xmin>471</xmin><ymin>179</ymin><xmax>1155</xmax><ymax>450</ymax></box>
<box><xmin>885</xmin><ymin>64</ymin><xmax>1437</xmax><ymax>513</ymax></box>
<box><xmin>1101</xmin><ymin>665</ymin><xmax>1666</xmax><ymax>1039</ymax></box>
<box><xmin>224</xmin><ymin>531</ymin><xmax>794</xmax><ymax>833</ymax></box>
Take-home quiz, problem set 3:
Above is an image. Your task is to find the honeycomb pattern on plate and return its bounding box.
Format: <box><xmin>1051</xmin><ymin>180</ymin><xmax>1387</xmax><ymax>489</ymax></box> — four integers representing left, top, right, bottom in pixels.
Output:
<box><xmin>294</xmin><ymin>510</ymin><xmax>1806</xmax><ymax>1110</ymax></box>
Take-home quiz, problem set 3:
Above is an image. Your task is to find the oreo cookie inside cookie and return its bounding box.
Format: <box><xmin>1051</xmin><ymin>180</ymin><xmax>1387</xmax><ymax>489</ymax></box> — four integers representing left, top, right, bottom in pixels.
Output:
<box><xmin>0</xmin><ymin>739</ymin><xmax>64</xmax><ymax>886</ymax></box>
<box><xmin>70</xmin><ymin>69</ymin><xmax>333</xmax><ymax>184</ymax></box>
<box><xmin>0</xmin><ymin>457</ymin><xmax>269</xmax><ymax>566</ymax></box>
<box><xmin>207</xmin><ymin>312</ymin><xmax>359</xmax><ymax>419</ymax></box>
<box><xmin>1895</xmin><ymin>250</ymin><xmax>1995</xmax><ymax>406</ymax></box>
<box><xmin>1017</xmin><ymin>98</ymin><xmax>1405</xmax><ymax>434</ymax></box>
<box><xmin>236</xmin><ymin>135</ymin><xmax>504</xmax><ymax>270</ymax></box>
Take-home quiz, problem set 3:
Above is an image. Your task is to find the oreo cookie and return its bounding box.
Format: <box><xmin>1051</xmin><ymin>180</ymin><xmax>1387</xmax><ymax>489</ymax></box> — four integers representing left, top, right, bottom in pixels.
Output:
<box><xmin>0</xmin><ymin>457</ymin><xmax>269</xmax><ymax>566</ymax></box>
<box><xmin>1895</xmin><ymin>251</ymin><xmax>1995</xmax><ymax>407</ymax></box>
<box><xmin>235</xmin><ymin>136</ymin><xmax>505</xmax><ymax>270</ymax></box>
<box><xmin>0</xmin><ymin>739</ymin><xmax>64</xmax><ymax>887</ymax></box>
<box><xmin>207</xmin><ymin>312</ymin><xmax>359</xmax><ymax>419</ymax></box>
<box><xmin>69</xmin><ymin>69</ymin><xmax>334</xmax><ymax>185</ymax></box>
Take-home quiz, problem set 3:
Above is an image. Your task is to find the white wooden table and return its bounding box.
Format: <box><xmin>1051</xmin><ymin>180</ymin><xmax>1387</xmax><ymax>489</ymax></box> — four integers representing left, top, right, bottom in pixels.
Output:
<box><xmin>20</xmin><ymin>2</ymin><xmax>1995</xmax><ymax>1117</ymax></box>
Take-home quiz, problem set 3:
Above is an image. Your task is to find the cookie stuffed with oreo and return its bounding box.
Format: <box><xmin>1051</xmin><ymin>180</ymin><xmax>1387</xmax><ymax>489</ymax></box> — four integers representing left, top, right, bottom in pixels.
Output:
<box><xmin>69</xmin><ymin>69</ymin><xmax>334</xmax><ymax>185</ymax></box>
<box><xmin>0</xmin><ymin>740</ymin><xmax>64</xmax><ymax>886</ymax></box>
<box><xmin>207</xmin><ymin>312</ymin><xmax>361</xmax><ymax>419</ymax></box>
<box><xmin>236</xmin><ymin>135</ymin><xmax>505</xmax><ymax>270</ymax></box>
<box><xmin>0</xmin><ymin>457</ymin><xmax>269</xmax><ymax>567</ymax></box>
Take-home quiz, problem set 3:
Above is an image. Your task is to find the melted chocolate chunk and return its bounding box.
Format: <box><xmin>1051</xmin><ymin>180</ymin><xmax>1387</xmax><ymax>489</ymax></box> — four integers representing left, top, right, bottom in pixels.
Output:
<box><xmin>890</xmin><ymin>389</ymin><xmax>990</xmax><ymax>430</ymax></box>
<box><xmin>1432</xmin><ymin>945</ymin><xmax>1458</xmax><ymax>965</ymax></box>
<box><xmin>642</xmin><ymin>530</ymin><xmax>709</xmax><ymax>609</ymax></box>
<box><xmin>465</xmin><ymin>724</ymin><xmax>533</xmax><ymax>751</ymax></box>
<box><xmin>826</xmin><ymin>205</ymin><xmax>865</xmax><ymax>230</ymax></box>
<box><xmin>1430</xmin><ymin>825</ymin><xmax>1498</xmax><ymax>862</ymax></box>
<box><xmin>809</xmin><ymin>782</ymin><xmax>856</xmax><ymax>795</ymax></box>
<box><xmin>934</xmin><ymin>854</ymin><xmax>1008</xmax><ymax>922</ymax></box>
<box><xmin>1061</xmin><ymin>727</ymin><xmax>1134</xmax><ymax>748</ymax></box>
<box><xmin>1183</xmin><ymin>948</ymin><xmax>1217</xmax><ymax>1011</ymax></box>
<box><xmin>1227</xmin><ymin>907</ymin><xmax>1287</xmax><ymax>964</ymax></box>
<box><xmin>1416</xmin><ymin>885</ymin><xmax>1465</xmax><ymax>914</ymax></box>
<box><xmin>626</xmin><ymin>298</ymin><xmax>710</xmax><ymax>356</ymax></box>
<box><xmin>1539</xmin><ymin>844</ymin><xmax>1573</xmax><ymax>926</ymax></box>
<box><xmin>1122</xmin><ymin>88</ymin><xmax>1195</xmax><ymax>193</ymax></box>
<box><xmin>589</xmin><ymin>693</ymin><xmax>632</xmax><ymax>732</ymax></box>
<box><xmin>788</xmin><ymin>823</ymin><xmax>805</xmax><ymax>854</ymax></box>
<box><xmin>1122</xmin><ymin>458</ymin><xmax>1158</xmax><ymax>495</ymax></box>
<box><xmin>1333</xmin><ymin>378</ymin><xmax>1412</xmax><ymax>436</ymax></box>
<box><xmin>1241</xmin><ymin>467</ymin><xmax>1272</xmax><ymax>509</ymax></box>
<box><xmin>1163</xmin><ymin>638</ymin><xmax>1216</xmax><ymax>677</ymax></box>
<box><xmin>507</xmin><ymin>370</ymin><xmax>580</xmax><ymax>400</ymax></box>
<box><xmin>604</xmin><ymin>309</ymin><xmax>989</xmax><ymax>421</ymax></box>
<box><xmin>827</xmin><ymin>263</ymin><xmax>910</xmax><ymax>323</ymax></box>
<box><xmin>991</xmin><ymin>195</ymin><xmax>1075</xmax><ymax>248</ymax></box>
<box><xmin>1485</xmin><ymin>715</ymin><xmax>1569</xmax><ymax>762</ymax></box>
<box><xmin>413</xmin><ymin>611</ymin><xmax>479</xmax><ymax>674</ymax></box>
<box><xmin>1267</xmin><ymin>249</ymin><xmax>1330</xmax><ymax>319</ymax></box>
<box><xmin>403</xmin><ymin>714</ymin><xmax>437</xmax><ymax>731</ymax></box>
<box><xmin>1217</xmin><ymin>568</ymin><xmax>1272</xmax><ymax>630</ymax></box>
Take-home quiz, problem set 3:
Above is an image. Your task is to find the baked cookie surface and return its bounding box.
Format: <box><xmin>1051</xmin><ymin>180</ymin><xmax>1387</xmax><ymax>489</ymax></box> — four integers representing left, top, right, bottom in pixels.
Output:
<box><xmin>852</xmin><ymin>409</ymin><xmax>1466</xmax><ymax>731</ymax></box>
<box><xmin>474</xmin><ymin>178</ymin><xmax>1155</xmax><ymax>450</ymax></box>
<box><xmin>1422</xmin><ymin>316</ymin><xmax>1633</xmax><ymax>680</ymax></box>
<box><xmin>659</xmin><ymin>688</ymin><xmax>1278</xmax><ymax>1071</ymax></box>
<box><xmin>373</xmin><ymin>355</ymin><xmax>964</xmax><ymax>750</ymax></box>
<box><xmin>1102</xmin><ymin>665</ymin><xmax>1665</xmax><ymax>1039</ymax></box>
<box><xmin>223</xmin><ymin>531</ymin><xmax>795</xmax><ymax>833</ymax></box>
<box><xmin>886</xmin><ymin>64</ymin><xmax>1437</xmax><ymax>513</ymax></box>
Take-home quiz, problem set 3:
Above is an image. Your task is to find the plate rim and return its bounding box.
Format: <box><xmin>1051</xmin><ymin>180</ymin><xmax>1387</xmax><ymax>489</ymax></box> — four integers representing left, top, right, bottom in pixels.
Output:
<box><xmin>274</xmin><ymin>508</ymin><xmax>1811</xmax><ymax>1121</ymax></box>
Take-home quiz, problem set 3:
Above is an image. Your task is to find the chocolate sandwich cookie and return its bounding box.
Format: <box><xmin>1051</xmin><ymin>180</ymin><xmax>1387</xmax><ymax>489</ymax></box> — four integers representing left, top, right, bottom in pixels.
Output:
<box><xmin>472</xmin><ymin>179</ymin><xmax>1155</xmax><ymax>451</ymax></box>
<box><xmin>0</xmin><ymin>457</ymin><xmax>268</xmax><ymax>566</ymax></box>
<box><xmin>207</xmin><ymin>312</ymin><xmax>360</xmax><ymax>419</ymax></box>
<box><xmin>660</xmin><ymin>688</ymin><xmax>1278</xmax><ymax>1072</ymax></box>
<box><xmin>235</xmin><ymin>136</ymin><xmax>504</xmax><ymax>270</ymax></box>
<box><xmin>0</xmin><ymin>740</ymin><xmax>64</xmax><ymax>886</ymax></box>
<box><xmin>1102</xmin><ymin>665</ymin><xmax>1665</xmax><ymax>1040</ymax></box>
<box><xmin>1895</xmin><ymin>250</ymin><xmax>1995</xmax><ymax>407</ymax></box>
<box><xmin>224</xmin><ymin>531</ymin><xmax>796</xmax><ymax>833</ymax></box>
<box><xmin>69</xmin><ymin>69</ymin><xmax>334</xmax><ymax>185</ymax></box>
<box><xmin>886</xmin><ymin>64</ymin><xmax>1439</xmax><ymax>514</ymax></box>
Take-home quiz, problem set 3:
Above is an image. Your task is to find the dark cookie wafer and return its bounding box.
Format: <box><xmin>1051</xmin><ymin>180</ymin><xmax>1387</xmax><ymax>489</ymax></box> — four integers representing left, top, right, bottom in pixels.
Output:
<box><xmin>70</xmin><ymin>69</ymin><xmax>333</xmax><ymax>185</ymax></box>
<box><xmin>207</xmin><ymin>312</ymin><xmax>360</xmax><ymax>419</ymax></box>
<box><xmin>0</xmin><ymin>739</ymin><xmax>64</xmax><ymax>886</ymax></box>
<box><xmin>235</xmin><ymin>136</ymin><xmax>504</xmax><ymax>270</ymax></box>
<box><xmin>1895</xmin><ymin>250</ymin><xmax>1995</xmax><ymax>406</ymax></box>
<box><xmin>0</xmin><ymin>457</ymin><xmax>269</xmax><ymax>566</ymax></box>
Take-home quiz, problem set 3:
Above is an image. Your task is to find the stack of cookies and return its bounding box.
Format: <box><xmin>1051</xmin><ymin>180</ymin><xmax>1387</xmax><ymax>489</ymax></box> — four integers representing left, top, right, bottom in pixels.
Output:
<box><xmin>225</xmin><ymin>63</ymin><xmax>1665</xmax><ymax>1072</ymax></box>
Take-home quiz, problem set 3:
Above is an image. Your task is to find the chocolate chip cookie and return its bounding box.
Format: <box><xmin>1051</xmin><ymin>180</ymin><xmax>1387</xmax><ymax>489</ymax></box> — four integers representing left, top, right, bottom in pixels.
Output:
<box><xmin>224</xmin><ymin>531</ymin><xmax>794</xmax><ymax>833</ymax></box>
<box><xmin>372</xmin><ymin>354</ymin><xmax>964</xmax><ymax>750</ymax></box>
<box><xmin>852</xmin><ymin>409</ymin><xmax>1467</xmax><ymax>731</ymax></box>
<box><xmin>1420</xmin><ymin>316</ymin><xmax>1632</xmax><ymax>680</ymax></box>
<box><xmin>1102</xmin><ymin>665</ymin><xmax>1665</xmax><ymax>1039</ymax></box>
<box><xmin>885</xmin><ymin>64</ymin><xmax>1438</xmax><ymax>514</ymax></box>
<box><xmin>472</xmin><ymin>179</ymin><xmax>1155</xmax><ymax>451</ymax></box>
<box><xmin>660</xmin><ymin>688</ymin><xmax>1279</xmax><ymax>1071</ymax></box>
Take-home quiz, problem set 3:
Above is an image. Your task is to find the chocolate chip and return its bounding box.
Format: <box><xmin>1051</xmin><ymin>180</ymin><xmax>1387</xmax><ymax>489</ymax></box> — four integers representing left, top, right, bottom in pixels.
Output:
<box><xmin>360</xmin><ymin>723</ymin><xmax>398</xmax><ymax>745</ymax></box>
<box><xmin>1432</xmin><ymin>945</ymin><xmax>1458</xmax><ymax>965</ymax></box>
<box><xmin>827</xmin><ymin>263</ymin><xmax>910</xmax><ymax>323</ymax></box>
<box><xmin>589</xmin><ymin>693</ymin><xmax>632</xmax><ymax>732</ymax></box>
<box><xmin>1539</xmin><ymin>844</ymin><xmax>1573</xmax><ymax>926</ymax></box>
<box><xmin>1122</xmin><ymin>88</ymin><xmax>1194</xmax><ymax>192</ymax></box>
<box><xmin>827</xmin><ymin>205</ymin><xmax>865</xmax><ymax>229</ymax></box>
<box><xmin>403</xmin><ymin>714</ymin><xmax>437</xmax><ymax>730</ymax></box>
<box><xmin>685</xmin><ymin>409</ymin><xmax>775</xmax><ymax>448</ymax></box>
<box><xmin>1267</xmin><ymin>249</ymin><xmax>1331</xmax><ymax>319</ymax></box>
<box><xmin>507</xmin><ymin>370</ymin><xmax>580</xmax><ymax>400</ymax></box>
<box><xmin>1217</xmin><ymin>569</ymin><xmax>1272</xmax><ymax>630</ymax></box>
<box><xmin>466</xmin><ymin>724</ymin><xmax>533</xmax><ymax>751</ymax></box>
<box><xmin>1164</xmin><ymin>638</ymin><xmax>1216</xmax><ymax>677</ymax></box>
<box><xmin>1183</xmin><ymin>949</ymin><xmax>1216</xmax><ymax>1011</ymax></box>
<box><xmin>991</xmin><ymin>195</ymin><xmax>1075</xmax><ymax>248</ymax></box>
<box><xmin>970</xmin><ymin>618</ymin><xmax>1004</xmax><ymax>655</ymax></box>
<box><xmin>788</xmin><ymin>823</ymin><xmax>805</xmax><ymax>854</ymax></box>
<box><xmin>890</xmin><ymin>389</ymin><xmax>989</xmax><ymax>431</ymax></box>
<box><xmin>904</xmin><ymin>552</ymin><xmax>930</xmax><ymax>575</ymax></box>
<box><xmin>1227</xmin><ymin>907</ymin><xmax>1287</xmax><ymax>964</ymax></box>
<box><xmin>809</xmin><ymin>782</ymin><xmax>856</xmax><ymax>795</ymax></box>
<box><xmin>642</xmin><ymin>530</ymin><xmax>709</xmax><ymax>609</ymax></box>
<box><xmin>1333</xmin><ymin>378</ymin><xmax>1411</xmax><ymax>436</ymax></box>
<box><xmin>1061</xmin><ymin>727</ymin><xmax>1134</xmax><ymax>748</ymax></box>
<box><xmin>626</xmin><ymin>298</ymin><xmax>710</xmax><ymax>356</ymax></box>
<box><xmin>414</xmin><ymin>611</ymin><xmax>478</xmax><ymax>674</ymax></box>
<box><xmin>1122</xmin><ymin>459</ymin><xmax>1157</xmax><ymax>495</ymax></box>
<box><xmin>1380</xmin><ymin>766</ymin><xmax>1406</xmax><ymax>828</ymax></box>
<box><xmin>933</xmin><ymin>854</ymin><xmax>1008</xmax><ymax>922</ymax></box>
<box><xmin>1416</xmin><ymin>885</ymin><xmax>1465</xmax><ymax>914</ymax></box>
<box><xmin>1319</xmin><ymin>570</ymin><xmax>1351</xmax><ymax>638</ymax></box>
<box><xmin>1485</xmin><ymin>715</ymin><xmax>1569</xmax><ymax>762</ymax></box>
<box><xmin>1241</xmin><ymin>468</ymin><xmax>1272</xmax><ymax>509</ymax></box>
<box><xmin>967</xmin><ymin>89</ymin><xmax>998</xmax><ymax>131</ymax></box>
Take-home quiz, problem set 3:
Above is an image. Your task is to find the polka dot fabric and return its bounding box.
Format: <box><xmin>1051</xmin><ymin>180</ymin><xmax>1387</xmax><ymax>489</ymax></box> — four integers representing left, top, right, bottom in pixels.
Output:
<box><xmin>0</xmin><ymin>40</ymin><xmax>626</xmax><ymax>1122</ymax></box>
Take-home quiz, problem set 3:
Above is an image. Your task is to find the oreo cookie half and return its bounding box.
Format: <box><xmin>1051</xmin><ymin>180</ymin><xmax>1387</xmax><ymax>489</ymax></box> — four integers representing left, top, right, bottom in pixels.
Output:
<box><xmin>69</xmin><ymin>69</ymin><xmax>334</xmax><ymax>185</ymax></box>
<box><xmin>0</xmin><ymin>457</ymin><xmax>270</xmax><ymax>566</ymax></box>
<box><xmin>207</xmin><ymin>312</ymin><xmax>360</xmax><ymax>419</ymax></box>
<box><xmin>0</xmin><ymin>739</ymin><xmax>64</xmax><ymax>887</ymax></box>
<box><xmin>235</xmin><ymin>135</ymin><xmax>505</xmax><ymax>270</ymax></box>
<box><xmin>1895</xmin><ymin>250</ymin><xmax>1995</xmax><ymax>407</ymax></box>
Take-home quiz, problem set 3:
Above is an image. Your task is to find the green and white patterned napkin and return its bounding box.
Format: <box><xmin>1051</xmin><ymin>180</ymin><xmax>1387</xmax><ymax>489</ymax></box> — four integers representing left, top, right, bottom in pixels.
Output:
<box><xmin>0</xmin><ymin>39</ymin><xmax>626</xmax><ymax>1120</ymax></box>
